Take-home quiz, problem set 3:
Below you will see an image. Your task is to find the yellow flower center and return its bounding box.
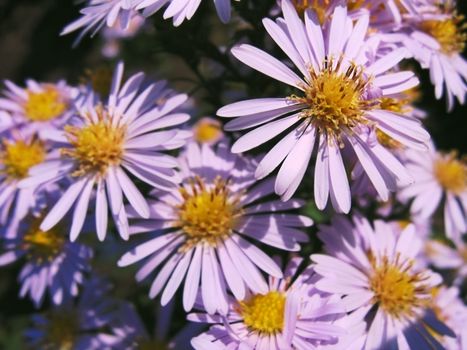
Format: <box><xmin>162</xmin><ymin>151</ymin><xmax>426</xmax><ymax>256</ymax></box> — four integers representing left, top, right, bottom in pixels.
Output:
<box><xmin>433</xmin><ymin>152</ymin><xmax>466</xmax><ymax>195</ymax></box>
<box><xmin>194</xmin><ymin>119</ymin><xmax>222</xmax><ymax>144</ymax></box>
<box><xmin>419</xmin><ymin>15</ymin><xmax>466</xmax><ymax>55</ymax></box>
<box><xmin>292</xmin><ymin>58</ymin><xmax>376</xmax><ymax>140</ymax></box>
<box><xmin>23</xmin><ymin>87</ymin><xmax>67</xmax><ymax>122</ymax></box>
<box><xmin>292</xmin><ymin>0</ymin><xmax>330</xmax><ymax>22</ymax></box>
<box><xmin>40</xmin><ymin>310</ymin><xmax>79</xmax><ymax>350</ymax></box>
<box><xmin>176</xmin><ymin>176</ymin><xmax>242</xmax><ymax>247</ymax></box>
<box><xmin>62</xmin><ymin>108</ymin><xmax>126</xmax><ymax>177</ymax></box>
<box><xmin>369</xmin><ymin>256</ymin><xmax>430</xmax><ymax>318</ymax></box>
<box><xmin>82</xmin><ymin>66</ymin><xmax>113</xmax><ymax>97</ymax></box>
<box><xmin>239</xmin><ymin>291</ymin><xmax>286</xmax><ymax>335</ymax></box>
<box><xmin>23</xmin><ymin>218</ymin><xmax>65</xmax><ymax>262</ymax></box>
<box><xmin>0</xmin><ymin>139</ymin><xmax>46</xmax><ymax>180</ymax></box>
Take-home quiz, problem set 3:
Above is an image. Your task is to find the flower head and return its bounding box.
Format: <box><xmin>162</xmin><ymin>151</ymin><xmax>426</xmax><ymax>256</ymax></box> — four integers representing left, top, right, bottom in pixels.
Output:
<box><xmin>311</xmin><ymin>215</ymin><xmax>454</xmax><ymax>349</ymax></box>
<box><xmin>218</xmin><ymin>0</ymin><xmax>429</xmax><ymax>212</ymax></box>
<box><xmin>21</xmin><ymin>62</ymin><xmax>190</xmax><ymax>241</ymax></box>
<box><xmin>118</xmin><ymin>142</ymin><xmax>311</xmax><ymax>314</ymax></box>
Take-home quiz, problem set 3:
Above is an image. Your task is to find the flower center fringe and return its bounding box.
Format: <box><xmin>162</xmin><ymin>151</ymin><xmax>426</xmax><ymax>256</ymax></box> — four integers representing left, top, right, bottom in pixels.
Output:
<box><xmin>1</xmin><ymin>139</ymin><xmax>46</xmax><ymax>180</ymax></box>
<box><xmin>369</xmin><ymin>255</ymin><xmax>430</xmax><ymax>318</ymax></box>
<box><xmin>419</xmin><ymin>15</ymin><xmax>466</xmax><ymax>55</ymax></box>
<box><xmin>433</xmin><ymin>152</ymin><xmax>466</xmax><ymax>194</ymax></box>
<box><xmin>62</xmin><ymin>107</ymin><xmax>126</xmax><ymax>177</ymax></box>
<box><xmin>291</xmin><ymin>57</ymin><xmax>376</xmax><ymax>140</ymax></box>
<box><xmin>24</xmin><ymin>87</ymin><xmax>67</xmax><ymax>122</ymax></box>
<box><xmin>23</xmin><ymin>218</ymin><xmax>65</xmax><ymax>262</ymax></box>
<box><xmin>240</xmin><ymin>291</ymin><xmax>286</xmax><ymax>335</ymax></box>
<box><xmin>176</xmin><ymin>176</ymin><xmax>242</xmax><ymax>247</ymax></box>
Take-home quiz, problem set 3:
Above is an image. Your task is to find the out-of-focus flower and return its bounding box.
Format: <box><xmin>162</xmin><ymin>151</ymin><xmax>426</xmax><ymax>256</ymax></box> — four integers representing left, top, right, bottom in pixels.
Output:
<box><xmin>431</xmin><ymin>286</ymin><xmax>467</xmax><ymax>350</ymax></box>
<box><xmin>218</xmin><ymin>0</ymin><xmax>429</xmax><ymax>212</ymax></box>
<box><xmin>24</xmin><ymin>277</ymin><xmax>124</xmax><ymax>350</ymax></box>
<box><xmin>136</xmin><ymin>0</ymin><xmax>238</xmax><ymax>27</ymax></box>
<box><xmin>0</xmin><ymin>209</ymin><xmax>92</xmax><ymax>307</ymax></box>
<box><xmin>0</xmin><ymin>80</ymin><xmax>75</xmax><ymax>139</ymax></box>
<box><xmin>0</xmin><ymin>134</ymin><xmax>52</xmax><ymax>226</ymax></box>
<box><xmin>62</xmin><ymin>0</ymin><xmax>141</xmax><ymax>43</ymax></box>
<box><xmin>191</xmin><ymin>117</ymin><xmax>224</xmax><ymax>145</ymax></box>
<box><xmin>20</xmin><ymin>62</ymin><xmax>190</xmax><ymax>241</ymax></box>
<box><xmin>399</xmin><ymin>145</ymin><xmax>466</xmax><ymax>243</ymax></box>
<box><xmin>118</xmin><ymin>142</ymin><xmax>311</xmax><ymax>314</ymax></box>
<box><xmin>190</xmin><ymin>257</ymin><xmax>358</xmax><ymax>349</ymax></box>
<box><xmin>398</xmin><ymin>0</ymin><xmax>467</xmax><ymax>110</ymax></box>
<box><xmin>112</xmin><ymin>301</ymin><xmax>203</xmax><ymax>349</ymax></box>
<box><xmin>311</xmin><ymin>215</ymin><xmax>455</xmax><ymax>350</ymax></box>
<box><xmin>425</xmin><ymin>239</ymin><xmax>467</xmax><ymax>285</ymax></box>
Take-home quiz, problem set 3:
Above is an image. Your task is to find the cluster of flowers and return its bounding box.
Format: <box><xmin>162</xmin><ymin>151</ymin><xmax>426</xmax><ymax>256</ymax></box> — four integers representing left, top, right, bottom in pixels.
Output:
<box><xmin>0</xmin><ymin>0</ymin><xmax>466</xmax><ymax>349</ymax></box>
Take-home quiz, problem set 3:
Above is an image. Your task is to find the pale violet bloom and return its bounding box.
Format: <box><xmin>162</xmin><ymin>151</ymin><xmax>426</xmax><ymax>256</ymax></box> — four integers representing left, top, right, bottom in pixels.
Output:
<box><xmin>398</xmin><ymin>144</ymin><xmax>466</xmax><ymax>243</ymax></box>
<box><xmin>0</xmin><ymin>210</ymin><xmax>92</xmax><ymax>307</ymax></box>
<box><xmin>425</xmin><ymin>239</ymin><xmax>467</xmax><ymax>285</ymax></box>
<box><xmin>136</xmin><ymin>0</ymin><xmax>237</xmax><ymax>27</ymax></box>
<box><xmin>118</xmin><ymin>142</ymin><xmax>311</xmax><ymax>315</ymax></box>
<box><xmin>20</xmin><ymin>62</ymin><xmax>190</xmax><ymax>241</ymax></box>
<box><xmin>189</xmin><ymin>257</ymin><xmax>358</xmax><ymax>350</ymax></box>
<box><xmin>311</xmin><ymin>215</ymin><xmax>455</xmax><ymax>350</ymax></box>
<box><xmin>218</xmin><ymin>0</ymin><xmax>429</xmax><ymax>213</ymax></box>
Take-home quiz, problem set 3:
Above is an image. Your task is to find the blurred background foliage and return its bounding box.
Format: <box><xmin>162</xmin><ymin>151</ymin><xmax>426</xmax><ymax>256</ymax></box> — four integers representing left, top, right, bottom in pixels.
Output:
<box><xmin>0</xmin><ymin>0</ymin><xmax>466</xmax><ymax>348</ymax></box>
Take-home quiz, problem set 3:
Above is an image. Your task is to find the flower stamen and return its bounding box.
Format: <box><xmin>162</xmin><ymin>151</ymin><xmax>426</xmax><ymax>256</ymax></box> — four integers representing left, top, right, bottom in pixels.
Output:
<box><xmin>0</xmin><ymin>139</ymin><xmax>46</xmax><ymax>180</ymax></box>
<box><xmin>23</xmin><ymin>86</ymin><xmax>67</xmax><ymax>122</ymax></box>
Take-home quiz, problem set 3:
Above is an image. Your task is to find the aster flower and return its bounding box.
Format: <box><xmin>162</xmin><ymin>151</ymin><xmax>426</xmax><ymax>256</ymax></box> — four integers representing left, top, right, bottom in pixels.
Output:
<box><xmin>24</xmin><ymin>277</ymin><xmax>124</xmax><ymax>350</ymax></box>
<box><xmin>0</xmin><ymin>133</ymin><xmax>52</xmax><ymax>227</ymax></box>
<box><xmin>217</xmin><ymin>0</ymin><xmax>429</xmax><ymax>212</ymax></box>
<box><xmin>0</xmin><ymin>80</ymin><xmax>75</xmax><ymax>139</ymax></box>
<box><xmin>311</xmin><ymin>215</ymin><xmax>455</xmax><ymax>350</ymax></box>
<box><xmin>398</xmin><ymin>0</ymin><xmax>467</xmax><ymax>110</ymax></box>
<box><xmin>0</xmin><ymin>208</ymin><xmax>92</xmax><ymax>307</ymax></box>
<box><xmin>111</xmin><ymin>301</ymin><xmax>204</xmax><ymax>349</ymax></box>
<box><xmin>398</xmin><ymin>145</ymin><xmax>466</xmax><ymax>242</ymax></box>
<box><xmin>431</xmin><ymin>286</ymin><xmax>467</xmax><ymax>350</ymax></box>
<box><xmin>189</xmin><ymin>257</ymin><xmax>355</xmax><ymax>350</ymax></box>
<box><xmin>136</xmin><ymin>0</ymin><xmax>236</xmax><ymax>27</ymax></box>
<box><xmin>118</xmin><ymin>141</ymin><xmax>311</xmax><ymax>314</ymax></box>
<box><xmin>425</xmin><ymin>239</ymin><xmax>467</xmax><ymax>285</ymax></box>
<box><xmin>20</xmin><ymin>62</ymin><xmax>190</xmax><ymax>241</ymax></box>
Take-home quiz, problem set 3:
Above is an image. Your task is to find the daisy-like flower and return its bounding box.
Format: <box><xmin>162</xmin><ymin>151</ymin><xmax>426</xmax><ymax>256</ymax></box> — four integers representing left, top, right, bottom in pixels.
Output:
<box><xmin>118</xmin><ymin>142</ymin><xmax>311</xmax><ymax>314</ymax></box>
<box><xmin>190</xmin><ymin>257</ymin><xmax>353</xmax><ymax>350</ymax></box>
<box><xmin>400</xmin><ymin>0</ymin><xmax>467</xmax><ymax>110</ymax></box>
<box><xmin>136</xmin><ymin>0</ymin><xmax>237</xmax><ymax>27</ymax></box>
<box><xmin>0</xmin><ymin>133</ymin><xmax>51</xmax><ymax>226</ymax></box>
<box><xmin>61</xmin><ymin>0</ymin><xmax>140</xmax><ymax>42</ymax></box>
<box><xmin>217</xmin><ymin>0</ymin><xmax>429</xmax><ymax>212</ymax></box>
<box><xmin>0</xmin><ymin>80</ymin><xmax>75</xmax><ymax>139</ymax></box>
<box><xmin>24</xmin><ymin>277</ymin><xmax>125</xmax><ymax>350</ymax></box>
<box><xmin>398</xmin><ymin>145</ymin><xmax>466</xmax><ymax>242</ymax></box>
<box><xmin>425</xmin><ymin>239</ymin><xmax>467</xmax><ymax>285</ymax></box>
<box><xmin>21</xmin><ymin>62</ymin><xmax>190</xmax><ymax>241</ymax></box>
<box><xmin>0</xmin><ymin>209</ymin><xmax>93</xmax><ymax>307</ymax></box>
<box><xmin>311</xmin><ymin>215</ymin><xmax>455</xmax><ymax>350</ymax></box>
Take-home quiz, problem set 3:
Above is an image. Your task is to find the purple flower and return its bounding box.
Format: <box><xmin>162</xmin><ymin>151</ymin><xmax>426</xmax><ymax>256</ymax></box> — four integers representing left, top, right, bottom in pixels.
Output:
<box><xmin>425</xmin><ymin>239</ymin><xmax>467</xmax><ymax>286</ymax></box>
<box><xmin>20</xmin><ymin>62</ymin><xmax>190</xmax><ymax>241</ymax></box>
<box><xmin>217</xmin><ymin>0</ymin><xmax>429</xmax><ymax>212</ymax></box>
<box><xmin>24</xmin><ymin>277</ymin><xmax>125</xmax><ymax>350</ymax></box>
<box><xmin>136</xmin><ymin>0</ymin><xmax>234</xmax><ymax>27</ymax></box>
<box><xmin>118</xmin><ymin>141</ymin><xmax>311</xmax><ymax>314</ymax></box>
<box><xmin>0</xmin><ymin>80</ymin><xmax>76</xmax><ymax>139</ymax></box>
<box><xmin>189</xmin><ymin>257</ymin><xmax>358</xmax><ymax>350</ymax></box>
<box><xmin>311</xmin><ymin>215</ymin><xmax>455</xmax><ymax>350</ymax></box>
<box><xmin>0</xmin><ymin>210</ymin><xmax>92</xmax><ymax>307</ymax></box>
<box><xmin>398</xmin><ymin>144</ymin><xmax>466</xmax><ymax>243</ymax></box>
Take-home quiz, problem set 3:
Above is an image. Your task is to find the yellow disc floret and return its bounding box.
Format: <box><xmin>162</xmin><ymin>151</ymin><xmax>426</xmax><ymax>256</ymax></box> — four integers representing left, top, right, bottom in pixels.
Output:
<box><xmin>62</xmin><ymin>107</ymin><xmax>126</xmax><ymax>177</ymax></box>
<box><xmin>419</xmin><ymin>15</ymin><xmax>466</xmax><ymax>55</ymax></box>
<box><xmin>40</xmin><ymin>310</ymin><xmax>79</xmax><ymax>350</ymax></box>
<box><xmin>176</xmin><ymin>176</ymin><xmax>242</xmax><ymax>247</ymax></box>
<box><xmin>433</xmin><ymin>152</ymin><xmax>466</xmax><ymax>195</ymax></box>
<box><xmin>23</xmin><ymin>218</ymin><xmax>65</xmax><ymax>262</ymax></box>
<box><xmin>369</xmin><ymin>255</ymin><xmax>430</xmax><ymax>318</ymax></box>
<box><xmin>1</xmin><ymin>139</ymin><xmax>45</xmax><ymax>180</ymax></box>
<box><xmin>291</xmin><ymin>57</ymin><xmax>376</xmax><ymax>140</ymax></box>
<box><xmin>23</xmin><ymin>86</ymin><xmax>67</xmax><ymax>122</ymax></box>
<box><xmin>240</xmin><ymin>291</ymin><xmax>286</xmax><ymax>334</ymax></box>
<box><xmin>194</xmin><ymin>119</ymin><xmax>222</xmax><ymax>144</ymax></box>
<box><xmin>82</xmin><ymin>66</ymin><xmax>113</xmax><ymax>97</ymax></box>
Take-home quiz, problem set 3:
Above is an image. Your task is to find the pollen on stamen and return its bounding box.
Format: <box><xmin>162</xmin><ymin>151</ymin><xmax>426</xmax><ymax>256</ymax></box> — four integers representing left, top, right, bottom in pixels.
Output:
<box><xmin>176</xmin><ymin>176</ymin><xmax>243</xmax><ymax>249</ymax></box>
<box><xmin>419</xmin><ymin>14</ymin><xmax>467</xmax><ymax>55</ymax></box>
<box><xmin>62</xmin><ymin>106</ymin><xmax>126</xmax><ymax>177</ymax></box>
<box><xmin>23</xmin><ymin>86</ymin><xmax>68</xmax><ymax>122</ymax></box>
<box><xmin>0</xmin><ymin>138</ymin><xmax>46</xmax><ymax>180</ymax></box>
